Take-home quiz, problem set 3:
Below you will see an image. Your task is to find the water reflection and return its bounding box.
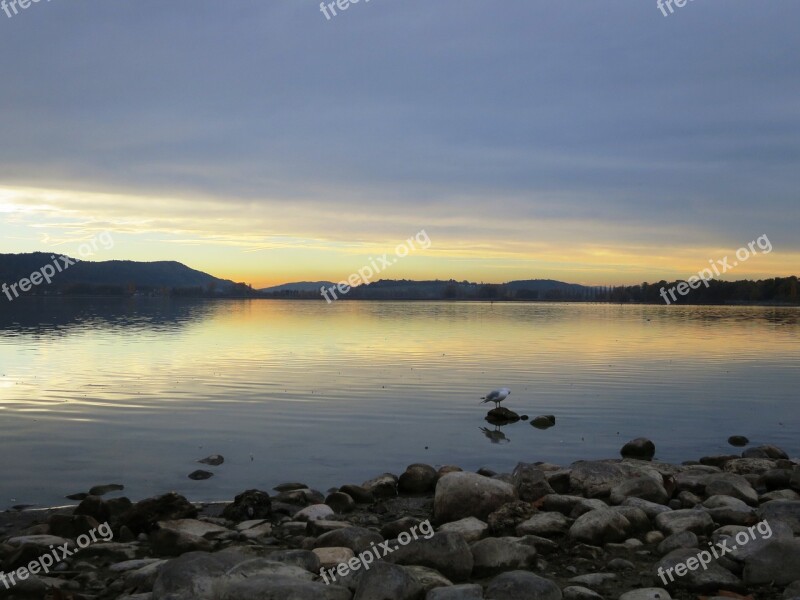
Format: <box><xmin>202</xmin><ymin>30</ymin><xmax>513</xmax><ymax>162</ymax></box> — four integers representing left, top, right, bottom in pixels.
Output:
<box><xmin>480</xmin><ymin>425</ymin><xmax>510</xmax><ymax>445</ymax></box>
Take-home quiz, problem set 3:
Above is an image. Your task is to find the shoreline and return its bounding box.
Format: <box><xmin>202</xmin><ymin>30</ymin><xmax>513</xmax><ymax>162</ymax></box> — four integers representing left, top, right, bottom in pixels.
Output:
<box><xmin>0</xmin><ymin>439</ymin><xmax>797</xmax><ymax>599</ymax></box>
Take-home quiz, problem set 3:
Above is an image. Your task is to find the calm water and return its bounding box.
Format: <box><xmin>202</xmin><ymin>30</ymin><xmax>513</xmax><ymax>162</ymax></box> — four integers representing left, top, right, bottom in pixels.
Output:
<box><xmin>0</xmin><ymin>299</ymin><xmax>798</xmax><ymax>510</ymax></box>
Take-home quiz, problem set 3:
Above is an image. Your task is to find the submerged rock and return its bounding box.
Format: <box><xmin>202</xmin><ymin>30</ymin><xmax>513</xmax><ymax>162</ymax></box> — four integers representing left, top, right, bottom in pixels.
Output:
<box><xmin>486</xmin><ymin>407</ymin><xmax>520</xmax><ymax>424</ymax></box>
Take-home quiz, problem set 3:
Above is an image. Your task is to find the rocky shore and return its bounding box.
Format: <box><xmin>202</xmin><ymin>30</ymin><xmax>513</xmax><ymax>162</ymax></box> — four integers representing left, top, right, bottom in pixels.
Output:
<box><xmin>1</xmin><ymin>439</ymin><xmax>799</xmax><ymax>600</ymax></box>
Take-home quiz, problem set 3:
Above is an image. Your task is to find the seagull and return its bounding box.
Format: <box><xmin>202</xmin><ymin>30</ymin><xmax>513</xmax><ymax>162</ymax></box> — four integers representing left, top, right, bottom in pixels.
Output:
<box><xmin>480</xmin><ymin>387</ymin><xmax>511</xmax><ymax>410</ymax></box>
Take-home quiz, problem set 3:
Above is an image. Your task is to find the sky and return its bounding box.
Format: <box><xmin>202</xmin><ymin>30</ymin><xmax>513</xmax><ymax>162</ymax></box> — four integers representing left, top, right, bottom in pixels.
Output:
<box><xmin>0</xmin><ymin>1</ymin><xmax>798</xmax><ymax>288</ymax></box>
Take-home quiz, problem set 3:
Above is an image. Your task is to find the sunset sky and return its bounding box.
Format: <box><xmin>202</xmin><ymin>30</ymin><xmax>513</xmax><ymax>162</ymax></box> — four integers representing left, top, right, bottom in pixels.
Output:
<box><xmin>1</xmin><ymin>1</ymin><xmax>798</xmax><ymax>288</ymax></box>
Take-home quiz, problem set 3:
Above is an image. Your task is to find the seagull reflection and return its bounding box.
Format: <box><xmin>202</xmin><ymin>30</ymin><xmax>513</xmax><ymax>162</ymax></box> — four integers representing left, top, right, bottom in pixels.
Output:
<box><xmin>480</xmin><ymin>426</ymin><xmax>510</xmax><ymax>445</ymax></box>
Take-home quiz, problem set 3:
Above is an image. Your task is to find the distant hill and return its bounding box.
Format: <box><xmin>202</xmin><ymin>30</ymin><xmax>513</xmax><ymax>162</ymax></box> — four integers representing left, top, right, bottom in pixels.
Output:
<box><xmin>0</xmin><ymin>253</ymin><xmax>245</xmax><ymax>300</ymax></box>
<box><xmin>260</xmin><ymin>281</ymin><xmax>335</xmax><ymax>294</ymax></box>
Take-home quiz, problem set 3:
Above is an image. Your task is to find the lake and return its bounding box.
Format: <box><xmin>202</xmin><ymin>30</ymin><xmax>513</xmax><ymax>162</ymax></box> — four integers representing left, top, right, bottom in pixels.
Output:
<box><xmin>1</xmin><ymin>299</ymin><xmax>798</xmax><ymax>510</ymax></box>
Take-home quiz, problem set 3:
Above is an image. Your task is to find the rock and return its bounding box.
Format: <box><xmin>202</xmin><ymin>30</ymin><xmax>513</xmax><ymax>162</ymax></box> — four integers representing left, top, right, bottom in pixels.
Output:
<box><xmin>610</xmin><ymin>478</ymin><xmax>669</xmax><ymax>505</ymax></box>
<box><xmin>743</xmin><ymin>538</ymin><xmax>800</xmax><ymax>585</ymax></box>
<box><xmin>405</xmin><ymin>565</ymin><xmax>453</xmax><ymax>594</ymax></box>
<box><xmin>224</xmin><ymin>576</ymin><xmax>351</xmax><ymax>599</ymax></box>
<box><xmin>569</xmin><ymin>462</ymin><xmax>629</xmax><ymax>498</ymax></box>
<box><xmin>362</xmin><ymin>473</ymin><xmax>398</xmax><ymax>499</ymax></box>
<box><xmin>381</xmin><ymin>518</ymin><xmax>423</xmax><ymax>540</ymax></box>
<box><xmin>149</xmin><ymin>528</ymin><xmax>213</xmax><ymax>556</ymax></box>
<box><xmin>438</xmin><ymin>517</ymin><xmax>489</xmax><ymax>543</ymax></box>
<box><xmin>274</xmin><ymin>482</ymin><xmax>309</xmax><ymax>492</ymax></box>
<box><xmin>124</xmin><ymin>492</ymin><xmax>197</xmax><ymax>535</ymax></box>
<box><xmin>562</xmin><ymin>586</ymin><xmax>604</xmax><ymax>600</ymax></box>
<box><xmin>74</xmin><ymin>495</ymin><xmax>111</xmax><ymax>523</ymax></box>
<box><xmin>151</xmin><ymin>551</ymin><xmax>238</xmax><ymax>598</ymax></box>
<box><xmin>488</xmin><ymin>501</ymin><xmax>537</xmax><ymax>535</ymax></box>
<box><xmin>188</xmin><ymin>469</ymin><xmax>214</xmax><ymax>480</ymax></box>
<box><xmin>399</xmin><ymin>464</ymin><xmax>438</xmax><ymax>494</ymax></box>
<box><xmin>712</xmin><ymin>520</ymin><xmax>794</xmax><ymax>561</ymax></box>
<box><xmin>763</xmin><ymin>468</ymin><xmax>793</xmax><ymax>490</ymax></box>
<box><xmin>485</xmin><ymin>570</ymin><xmax>562</xmax><ymax>600</ymax></box>
<box><xmin>89</xmin><ymin>483</ymin><xmax>125</xmax><ymax>496</ymax></box>
<box><xmin>434</xmin><ymin>472</ymin><xmax>518</xmax><ymax>524</ymax></box>
<box><xmin>742</xmin><ymin>444</ymin><xmax>788</xmax><ymax>459</ymax></box>
<box><xmin>758</xmin><ymin>500</ymin><xmax>800</xmax><ymax>534</ymax></box>
<box><xmin>315</xmin><ymin>526</ymin><xmax>384</xmax><ymax>554</ymax></box>
<box><xmin>274</xmin><ymin>488</ymin><xmax>325</xmax><ymax>506</ymax></box>
<box><xmin>621</xmin><ymin>498</ymin><xmax>672</xmax><ymax>519</ymax></box>
<box><xmin>266</xmin><ymin>549</ymin><xmax>321</xmax><ymax>572</ymax></box>
<box><xmin>340</xmin><ymin>484</ymin><xmax>375</xmax><ymax>504</ymax></box>
<box><xmin>568</xmin><ymin>573</ymin><xmax>617</xmax><ymax>589</ymax></box>
<box><xmin>531</xmin><ymin>415</ymin><xmax>556</xmax><ymax>429</ymax></box>
<box><xmin>621</xmin><ymin>438</ymin><xmax>656</xmax><ymax>461</ymax></box>
<box><xmin>313</xmin><ymin>546</ymin><xmax>355</xmax><ymax>569</ymax></box>
<box><xmin>198</xmin><ymin>454</ymin><xmax>224</xmax><ymax>466</ymax></box>
<box><xmin>516</xmin><ymin>512</ymin><xmax>571</xmax><ymax>537</ymax></box>
<box><xmin>607</xmin><ymin>558</ymin><xmax>635</xmax><ymax>571</ymax></box>
<box><xmin>654</xmin><ymin>509</ymin><xmax>714</xmax><ymax>536</ymax></box>
<box><xmin>6</xmin><ymin>534</ymin><xmax>73</xmax><ymax>549</ymax></box>
<box><xmin>760</xmin><ymin>489</ymin><xmax>800</xmax><ymax>502</ymax></box>
<box><xmin>512</xmin><ymin>463</ymin><xmax>555</xmax><ymax>501</ymax></box>
<box><xmin>470</xmin><ymin>536</ymin><xmax>537</xmax><ymax>577</ymax></box>
<box><xmin>427</xmin><ymin>583</ymin><xmax>484</xmax><ymax>599</ymax></box>
<box><xmin>157</xmin><ymin>519</ymin><xmax>230</xmax><ymax>539</ymax></box>
<box><xmin>487</xmin><ymin>407</ymin><xmax>520</xmax><ymax>424</ymax></box>
<box><xmin>222</xmin><ymin>489</ymin><xmax>271</xmax><ymax>522</ymax></box>
<box><xmin>352</xmin><ymin>562</ymin><xmax>423</xmax><ymax>600</ymax></box>
<box><xmin>657</xmin><ymin>531</ymin><xmax>698</xmax><ymax>555</ymax></box>
<box><xmin>705</xmin><ymin>473</ymin><xmax>759</xmax><ymax>506</ymax></box>
<box><xmin>619</xmin><ymin>589</ymin><xmax>672</xmax><ymax>600</ymax></box>
<box><xmin>784</xmin><ymin>581</ymin><xmax>800</xmax><ymax>599</ymax></box>
<box><xmin>386</xmin><ymin>532</ymin><xmax>473</xmax><ymax>582</ymax></box>
<box><xmin>645</xmin><ymin>531</ymin><xmax>665</xmax><ymax>544</ymax></box>
<box><xmin>728</xmin><ymin>436</ymin><xmax>749</xmax><ymax>447</ymax></box>
<box><xmin>325</xmin><ymin>492</ymin><xmax>356</xmax><ymax>513</ymax></box>
<box><xmin>294</xmin><ymin>504</ymin><xmax>335</xmax><ymax>522</ymax></box>
<box><xmin>47</xmin><ymin>514</ymin><xmax>100</xmax><ymax>538</ymax></box>
<box><xmin>569</xmin><ymin>509</ymin><xmax>632</xmax><ymax>545</ymax></box>
<box><xmin>699</xmin><ymin>455</ymin><xmax>739</xmax><ymax>468</ymax></box>
<box><xmin>653</xmin><ymin>548</ymin><xmax>740</xmax><ymax>591</ymax></box>
<box><xmin>239</xmin><ymin>521</ymin><xmax>274</xmax><ymax>539</ymax></box>
<box><xmin>724</xmin><ymin>457</ymin><xmax>776</xmax><ymax>475</ymax></box>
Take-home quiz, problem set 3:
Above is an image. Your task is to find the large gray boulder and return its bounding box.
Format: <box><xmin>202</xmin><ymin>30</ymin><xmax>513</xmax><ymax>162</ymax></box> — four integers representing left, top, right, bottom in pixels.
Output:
<box><xmin>434</xmin><ymin>472</ymin><xmax>518</xmax><ymax>523</ymax></box>
<box><xmin>470</xmin><ymin>537</ymin><xmax>537</xmax><ymax>577</ymax></box>
<box><xmin>485</xmin><ymin>570</ymin><xmax>562</xmax><ymax>600</ymax></box>
<box><xmin>568</xmin><ymin>508</ymin><xmax>632</xmax><ymax>545</ymax></box>
<box><xmin>353</xmin><ymin>562</ymin><xmax>423</xmax><ymax>600</ymax></box>
<box><xmin>385</xmin><ymin>532</ymin><xmax>473</xmax><ymax>583</ymax></box>
<box><xmin>742</xmin><ymin>538</ymin><xmax>800</xmax><ymax>585</ymax></box>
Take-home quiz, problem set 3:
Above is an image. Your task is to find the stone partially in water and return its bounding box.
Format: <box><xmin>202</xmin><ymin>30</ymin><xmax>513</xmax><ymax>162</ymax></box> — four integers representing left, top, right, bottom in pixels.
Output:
<box><xmin>198</xmin><ymin>455</ymin><xmax>224</xmax><ymax>466</ymax></box>
<box><xmin>486</xmin><ymin>407</ymin><xmax>520</xmax><ymax>424</ymax></box>
<box><xmin>728</xmin><ymin>435</ymin><xmax>749</xmax><ymax>447</ymax></box>
<box><xmin>188</xmin><ymin>470</ymin><xmax>213</xmax><ymax>481</ymax></box>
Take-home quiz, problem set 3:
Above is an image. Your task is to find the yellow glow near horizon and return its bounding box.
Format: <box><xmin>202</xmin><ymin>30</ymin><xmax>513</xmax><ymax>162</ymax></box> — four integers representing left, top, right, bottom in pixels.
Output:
<box><xmin>0</xmin><ymin>185</ymin><xmax>798</xmax><ymax>288</ymax></box>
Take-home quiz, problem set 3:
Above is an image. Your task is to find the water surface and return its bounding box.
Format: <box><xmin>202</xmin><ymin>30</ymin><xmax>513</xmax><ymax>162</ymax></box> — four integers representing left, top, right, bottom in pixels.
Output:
<box><xmin>1</xmin><ymin>299</ymin><xmax>797</xmax><ymax>509</ymax></box>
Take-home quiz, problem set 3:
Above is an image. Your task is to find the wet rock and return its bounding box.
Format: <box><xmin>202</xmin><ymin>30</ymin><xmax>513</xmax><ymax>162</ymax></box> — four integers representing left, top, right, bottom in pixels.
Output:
<box><xmin>621</xmin><ymin>497</ymin><xmax>672</xmax><ymax>519</ymax></box>
<box><xmin>266</xmin><ymin>549</ymin><xmax>320</xmax><ymax>572</ymax></box>
<box><xmin>386</xmin><ymin>532</ymin><xmax>473</xmax><ymax>582</ymax></box>
<box><xmin>705</xmin><ymin>473</ymin><xmax>759</xmax><ymax>506</ymax></box>
<box><xmin>197</xmin><ymin>454</ymin><xmax>224</xmax><ymax>466</ymax></box>
<box><xmin>294</xmin><ymin>504</ymin><xmax>335</xmax><ymax>522</ymax></box>
<box><xmin>314</xmin><ymin>526</ymin><xmax>384</xmax><ymax>554</ymax></box>
<box><xmin>274</xmin><ymin>482</ymin><xmax>309</xmax><ymax>492</ymax></box>
<box><xmin>188</xmin><ymin>470</ymin><xmax>214</xmax><ymax>480</ymax></box>
<box><xmin>362</xmin><ymin>473</ymin><xmax>398</xmax><ymax>499</ymax></box>
<box><xmin>339</xmin><ymin>484</ymin><xmax>375</xmax><ymax>504</ymax></box>
<box><xmin>607</xmin><ymin>558</ymin><xmax>635</xmax><ymax>571</ymax></box>
<box><xmin>485</xmin><ymin>570</ymin><xmax>562</xmax><ymax>600</ymax></box>
<box><xmin>437</xmin><ymin>517</ymin><xmax>489</xmax><ymax>543</ymax></box>
<box><xmin>531</xmin><ymin>415</ymin><xmax>556</xmax><ymax>429</ymax></box>
<box><xmin>89</xmin><ymin>483</ymin><xmax>125</xmax><ymax>496</ymax></box>
<box><xmin>569</xmin><ymin>462</ymin><xmax>629</xmax><ymax>498</ymax></box>
<box><xmin>516</xmin><ymin>512</ymin><xmax>571</xmax><ymax>537</ymax></box>
<box><xmin>487</xmin><ymin>407</ymin><xmax>520</xmax><ymax>424</ymax></box>
<box><xmin>621</xmin><ymin>438</ymin><xmax>656</xmax><ymax>461</ymax></box>
<box><xmin>325</xmin><ymin>491</ymin><xmax>356</xmax><ymax>513</ymax></box>
<box><xmin>728</xmin><ymin>436</ymin><xmax>749</xmax><ymax>447</ymax></box>
<box><xmin>699</xmin><ymin>455</ymin><xmax>739</xmax><ymax>468</ymax></box>
<box><xmin>221</xmin><ymin>489</ymin><xmax>271</xmax><ymax>522</ymax></box>
<box><xmin>399</xmin><ymin>464</ymin><xmax>438</xmax><ymax>494</ymax></box>
<box><xmin>434</xmin><ymin>472</ymin><xmax>518</xmax><ymax>524</ymax></box>
<box><xmin>124</xmin><ymin>492</ymin><xmax>198</xmax><ymax>535</ymax></box>
<box><xmin>274</xmin><ymin>487</ymin><xmax>325</xmax><ymax>506</ymax></box>
<box><xmin>149</xmin><ymin>528</ymin><xmax>214</xmax><ymax>556</ymax></box>
<box><xmin>512</xmin><ymin>463</ymin><xmax>555</xmax><ymax>502</ymax></box>
<box><xmin>225</xmin><ymin>576</ymin><xmax>351</xmax><ymax>600</ymax></box>
<box><xmin>742</xmin><ymin>444</ymin><xmax>788</xmax><ymax>459</ymax></box>
<box><xmin>610</xmin><ymin>477</ymin><xmax>669</xmax><ymax>505</ymax></box>
<box><xmin>470</xmin><ymin>536</ymin><xmax>537</xmax><ymax>577</ymax></box>
<box><xmin>654</xmin><ymin>509</ymin><xmax>714</xmax><ymax>536</ymax></box>
<box><xmin>405</xmin><ymin>565</ymin><xmax>453</xmax><ymax>594</ymax></box>
<box><xmin>724</xmin><ymin>457</ymin><xmax>776</xmax><ymax>476</ymax></box>
<box><xmin>353</xmin><ymin>562</ymin><xmax>423</xmax><ymax>600</ymax></box>
<box><xmin>74</xmin><ymin>495</ymin><xmax>111</xmax><ymax>523</ymax></box>
<box><xmin>47</xmin><ymin>514</ymin><xmax>100</xmax><ymax>538</ymax></box>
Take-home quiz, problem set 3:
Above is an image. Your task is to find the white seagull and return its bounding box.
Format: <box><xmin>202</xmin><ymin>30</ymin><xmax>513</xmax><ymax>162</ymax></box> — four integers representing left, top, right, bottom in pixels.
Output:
<box><xmin>480</xmin><ymin>387</ymin><xmax>511</xmax><ymax>410</ymax></box>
